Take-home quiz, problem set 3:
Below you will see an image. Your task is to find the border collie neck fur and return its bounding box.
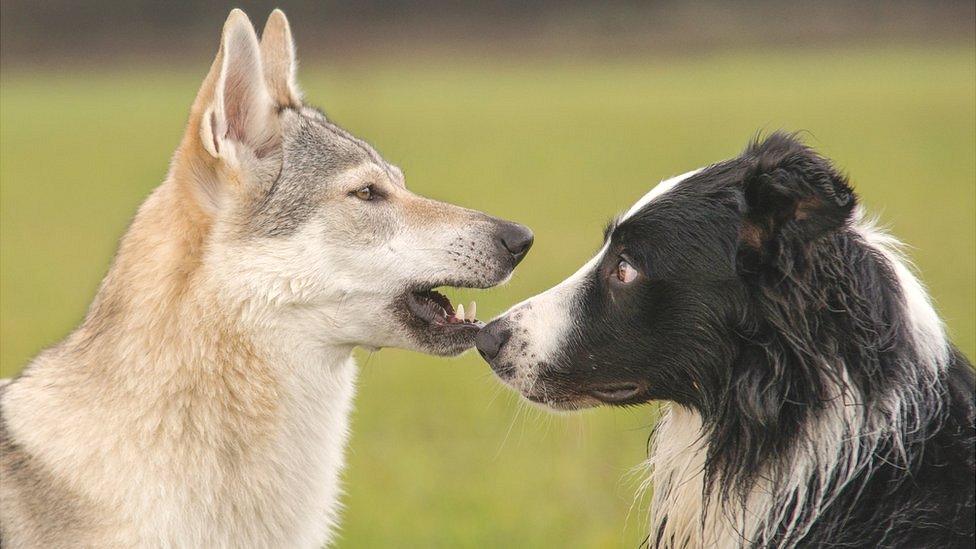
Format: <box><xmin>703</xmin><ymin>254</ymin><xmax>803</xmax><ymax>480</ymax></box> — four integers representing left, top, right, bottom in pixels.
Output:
<box><xmin>480</xmin><ymin>132</ymin><xmax>975</xmax><ymax>547</ymax></box>
<box><xmin>0</xmin><ymin>9</ymin><xmax>532</xmax><ymax>547</ymax></box>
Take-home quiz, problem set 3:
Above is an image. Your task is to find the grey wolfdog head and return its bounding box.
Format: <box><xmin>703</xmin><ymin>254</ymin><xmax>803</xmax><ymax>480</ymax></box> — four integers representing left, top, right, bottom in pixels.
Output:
<box><xmin>174</xmin><ymin>9</ymin><xmax>532</xmax><ymax>355</ymax></box>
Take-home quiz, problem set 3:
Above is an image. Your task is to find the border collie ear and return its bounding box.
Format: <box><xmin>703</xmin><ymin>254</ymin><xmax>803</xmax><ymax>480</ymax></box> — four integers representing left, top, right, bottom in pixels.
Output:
<box><xmin>737</xmin><ymin>133</ymin><xmax>856</xmax><ymax>275</ymax></box>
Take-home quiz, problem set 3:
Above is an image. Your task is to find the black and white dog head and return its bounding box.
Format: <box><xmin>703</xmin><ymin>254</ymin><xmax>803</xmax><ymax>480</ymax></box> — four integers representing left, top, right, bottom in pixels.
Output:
<box><xmin>477</xmin><ymin>133</ymin><xmax>857</xmax><ymax>410</ymax></box>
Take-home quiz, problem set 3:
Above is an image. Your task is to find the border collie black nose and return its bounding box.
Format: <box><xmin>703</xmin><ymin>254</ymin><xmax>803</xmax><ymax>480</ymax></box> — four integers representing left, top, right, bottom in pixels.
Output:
<box><xmin>475</xmin><ymin>320</ymin><xmax>511</xmax><ymax>362</ymax></box>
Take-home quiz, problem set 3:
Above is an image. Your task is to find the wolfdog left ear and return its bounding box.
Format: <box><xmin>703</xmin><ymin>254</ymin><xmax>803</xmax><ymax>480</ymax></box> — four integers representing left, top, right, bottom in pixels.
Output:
<box><xmin>736</xmin><ymin>132</ymin><xmax>857</xmax><ymax>275</ymax></box>
<box><xmin>260</xmin><ymin>9</ymin><xmax>302</xmax><ymax>108</ymax></box>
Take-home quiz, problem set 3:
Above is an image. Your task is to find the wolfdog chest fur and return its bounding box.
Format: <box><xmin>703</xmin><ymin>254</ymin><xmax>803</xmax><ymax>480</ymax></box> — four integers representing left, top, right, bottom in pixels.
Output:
<box><xmin>1</xmin><ymin>338</ymin><xmax>357</xmax><ymax>548</ymax></box>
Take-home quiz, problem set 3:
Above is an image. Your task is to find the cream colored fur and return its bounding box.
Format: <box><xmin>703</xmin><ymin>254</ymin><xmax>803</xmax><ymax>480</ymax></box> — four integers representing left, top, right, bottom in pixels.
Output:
<box><xmin>0</xmin><ymin>9</ymin><xmax>505</xmax><ymax>547</ymax></box>
<box><xmin>0</xmin><ymin>11</ymin><xmax>352</xmax><ymax>547</ymax></box>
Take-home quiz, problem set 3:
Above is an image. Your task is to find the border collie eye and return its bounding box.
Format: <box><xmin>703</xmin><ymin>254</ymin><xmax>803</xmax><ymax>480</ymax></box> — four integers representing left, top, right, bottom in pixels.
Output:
<box><xmin>353</xmin><ymin>185</ymin><xmax>373</xmax><ymax>201</ymax></box>
<box><xmin>615</xmin><ymin>258</ymin><xmax>638</xmax><ymax>284</ymax></box>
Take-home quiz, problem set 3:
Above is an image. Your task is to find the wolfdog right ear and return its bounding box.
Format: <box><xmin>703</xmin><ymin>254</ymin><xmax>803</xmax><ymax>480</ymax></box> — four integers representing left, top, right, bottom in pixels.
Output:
<box><xmin>260</xmin><ymin>9</ymin><xmax>302</xmax><ymax>108</ymax></box>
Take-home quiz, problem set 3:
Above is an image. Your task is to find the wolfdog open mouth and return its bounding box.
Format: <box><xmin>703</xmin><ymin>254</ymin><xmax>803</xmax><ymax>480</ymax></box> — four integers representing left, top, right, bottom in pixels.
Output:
<box><xmin>406</xmin><ymin>288</ymin><xmax>484</xmax><ymax>331</ymax></box>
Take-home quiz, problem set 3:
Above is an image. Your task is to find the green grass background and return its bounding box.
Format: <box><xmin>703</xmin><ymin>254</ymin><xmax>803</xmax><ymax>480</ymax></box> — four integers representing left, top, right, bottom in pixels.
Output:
<box><xmin>1</xmin><ymin>47</ymin><xmax>973</xmax><ymax>546</ymax></box>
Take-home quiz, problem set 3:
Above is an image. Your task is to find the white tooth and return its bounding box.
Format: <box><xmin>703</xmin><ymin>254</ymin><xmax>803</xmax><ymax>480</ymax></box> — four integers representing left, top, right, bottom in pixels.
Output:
<box><xmin>467</xmin><ymin>301</ymin><xmax>477</xmax><ymax>321</ymax></box>
<box><xmin>455</xmin><ymin>303</ymin><xmax>464</xmax><ymax>321</ymax></box>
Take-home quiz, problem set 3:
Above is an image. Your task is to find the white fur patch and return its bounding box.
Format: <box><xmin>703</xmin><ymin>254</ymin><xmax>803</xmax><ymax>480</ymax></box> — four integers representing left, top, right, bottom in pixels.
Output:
<box><xmin>620</xmin><ymin>168</ymin><xmax>703</xmax><ymax>222</ymax></box>
<box><xmin>497</xmin><ymin>242</ymin><xmax>609</xmax><ymax>393</ymax></box>
<box><xmin>854</xmin><ymin>209</ymin><xmax>949</xmax><ymax>370</ymax></box>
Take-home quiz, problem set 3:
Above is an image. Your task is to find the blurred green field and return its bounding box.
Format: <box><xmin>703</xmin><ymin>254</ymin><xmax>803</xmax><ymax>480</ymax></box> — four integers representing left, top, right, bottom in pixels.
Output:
<box><xmin>1</xmin><ymin>47</ymin><xmax>973</xmax><ymax>546</ymax></box>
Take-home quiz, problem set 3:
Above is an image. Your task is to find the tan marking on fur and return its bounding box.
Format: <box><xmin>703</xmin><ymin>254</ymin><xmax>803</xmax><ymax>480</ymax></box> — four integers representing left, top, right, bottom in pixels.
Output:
<box><xmin>794</xmin><ymin>195</ymin><xmax>822</xmax><ymax>221</ymax></box>
<box><xmin>0</xmin><ymin>10</ymin><xmax>350</xmax><ymax>546</ymax></box>
<box><xmin>400</xmin><ymin>193</ymin><xmax>471</xmax><ymax>227</ymax></box>
<box><xmin>738</xmin><ymin>222</ymin><xmax>765</xmax><ymax>249</ymax></box>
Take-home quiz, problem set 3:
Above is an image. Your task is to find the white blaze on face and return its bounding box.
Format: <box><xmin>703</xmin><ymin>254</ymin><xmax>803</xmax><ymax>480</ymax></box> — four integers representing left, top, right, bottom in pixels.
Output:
<box><xmin>495</xmin><ymin>169</ymin><xmax>702</xmax><ymax>392</ymax></box>
<box><xmin>620</xmin><ymin>168</ymin><xmax>703</xmax><ymax>222</ymax></box>
<box><xmin>498</xmin><ymin>242</ymin><xmax>610</xmax><ymax>388</ymax></box>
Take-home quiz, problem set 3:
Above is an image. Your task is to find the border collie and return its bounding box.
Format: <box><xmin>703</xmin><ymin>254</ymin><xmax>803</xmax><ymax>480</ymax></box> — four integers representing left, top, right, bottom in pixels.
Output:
<box><xmin>477</xmin><ymin>133</ymin><xmax>975</xmax><ymax>547</ymax></box>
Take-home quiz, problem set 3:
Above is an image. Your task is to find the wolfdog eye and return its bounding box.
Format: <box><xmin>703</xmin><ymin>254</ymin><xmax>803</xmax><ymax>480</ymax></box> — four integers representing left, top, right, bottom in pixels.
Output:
<box><xmin>353</xmin><ymin>185</ymin><xmax>374</xmax><ymax>201</ymax></box>
<box><xmin>614</xmin><ymin>258</ymin><xmax>639</xmax><ymax>284</ymax></box>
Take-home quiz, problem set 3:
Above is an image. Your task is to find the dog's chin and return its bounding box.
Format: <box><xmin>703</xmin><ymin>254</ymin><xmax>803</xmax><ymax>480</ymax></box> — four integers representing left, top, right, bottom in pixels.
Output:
<box><xmin>394</xmin><ymin>287</ymin><xmax>486</xmax><ymax>356</ymax></box>
<box><xmin>523</xmin><ymin>392</ymin><xmax>600</xmax><ymax>412</ymax></box>
<box><xmin>411</xmin><ymin>328</ymin><xmax>482</xmax><ymax>357</ymax></box>
<box><xmin>512</xmin><ymin>376</ymin><xmax>648</xmax><ymax>411</ymax></box>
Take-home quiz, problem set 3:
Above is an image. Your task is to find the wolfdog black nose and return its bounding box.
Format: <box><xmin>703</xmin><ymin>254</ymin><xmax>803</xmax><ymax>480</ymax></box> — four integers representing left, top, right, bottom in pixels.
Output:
<box><xmin>498</xmin><ymin>222</ymin><xmax>534</xmax><ymax>264</ymax></box>
<box><xmin>476</xmin><ymin>320</ymin><xmax>512</xmax><ymax>361</ymax></box>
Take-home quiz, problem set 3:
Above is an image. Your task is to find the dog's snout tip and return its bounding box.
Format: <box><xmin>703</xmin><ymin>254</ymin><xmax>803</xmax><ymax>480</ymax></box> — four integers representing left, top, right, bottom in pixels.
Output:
<box><xmin>499</xmin><ymin>222</ymin><xmax>534</xmax><ymax>264</ymax></box>
<box><xmin>475</xmin><ymin>321</ymin><xmax>511</xmax><ymax>362</ymax></box>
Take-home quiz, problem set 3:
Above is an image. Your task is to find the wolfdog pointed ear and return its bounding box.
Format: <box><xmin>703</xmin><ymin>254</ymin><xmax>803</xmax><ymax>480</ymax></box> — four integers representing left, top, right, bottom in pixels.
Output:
<box><xmin>736</xmin><ymin>133</ymin><xmax>857</xmax><ymax>275</ymax></box>
<box><xmin>197</xmin><ymin>9</ymin><xmax>276</xmax><ymax>161</ymax></box>
<box><xmin>260</xmin><ymin>9</ymin><xmax>301</xmax><ymax>108</ymax></box>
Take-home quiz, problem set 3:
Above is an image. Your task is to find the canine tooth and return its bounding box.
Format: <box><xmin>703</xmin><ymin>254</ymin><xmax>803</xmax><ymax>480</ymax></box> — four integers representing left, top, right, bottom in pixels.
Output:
<box><xmin>466</xmin><ymin>301</ymin><xmax>476</xmax><ymax>321</ymax></box>
<box><xmin>455</xmin><ymin>304</ymin><xmax>465</xmax><ymax>322</ymax></box>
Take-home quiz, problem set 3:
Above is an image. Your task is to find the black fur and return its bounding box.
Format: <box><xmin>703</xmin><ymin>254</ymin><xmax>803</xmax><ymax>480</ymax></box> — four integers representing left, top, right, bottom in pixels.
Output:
<box><xmin>494</xmin><ymin>133</ymin><xmax>976</xmax><ymax>547</ymax></box>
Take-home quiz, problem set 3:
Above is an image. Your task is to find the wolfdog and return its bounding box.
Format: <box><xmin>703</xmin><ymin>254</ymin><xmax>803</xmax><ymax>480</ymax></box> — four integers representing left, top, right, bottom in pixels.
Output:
<box><xmin>0</xmin><ymin>9</ymin><xmax>532</xmax><ymax>547</ymax></box>
<box><xmin>477</xmin><ymin>133</ymin><xmax>974</xmax><ymax>547</ymax></box>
